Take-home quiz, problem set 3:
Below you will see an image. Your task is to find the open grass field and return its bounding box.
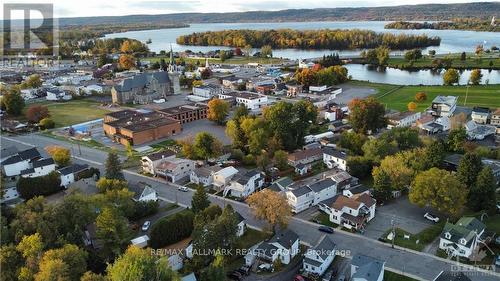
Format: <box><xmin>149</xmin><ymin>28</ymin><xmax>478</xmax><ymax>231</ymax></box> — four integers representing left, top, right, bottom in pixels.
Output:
<box><xmin>384</xmin><ymin>270</ymin><xmax>419</xmax><ymax>281</ymax></box>
<box><xmin>386</xmin><ymin>53</ymin><xmax>500</xmax><ymax>69</ymax></box>
<box><xmin>349</xmin><ymin>81</ymin><xmax>500</xmax><ymax>111</ymax></box>
<box><xmin>29</xmin><ymin>99</ymin><xmax>111</xmax><ymax>127</ymax></box>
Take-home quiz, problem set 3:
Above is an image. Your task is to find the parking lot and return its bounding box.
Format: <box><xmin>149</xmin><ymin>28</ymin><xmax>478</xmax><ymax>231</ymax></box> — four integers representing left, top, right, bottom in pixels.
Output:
<box><xmin>170</xmin><ymin>118</ymin><xmax>231</xmax><ymax>145</ymax></box>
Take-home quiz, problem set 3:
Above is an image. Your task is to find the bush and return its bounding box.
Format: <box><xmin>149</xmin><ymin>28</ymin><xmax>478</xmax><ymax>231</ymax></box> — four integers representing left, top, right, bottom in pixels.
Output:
<box><xmin>39</xmin><ymin>118</ymin><xmax>55</xmax><ymax>129</ymax></box>
<box><xmin>17</xmin><ymin>171</ymin><xmax>62</xmax><ymax>199</ymax></box>
<box><xmin>150</xmin><ymin>210</ymin><xmax>194</xmax><ymax>248</ymax></box>
<box><xmin>76</xmin><ymin>167</ymin><xmax>100</xmax><ymax>180</ymax></box>
<box><xmin>129</xmin><ymin>200</ymin><xmax>159</xmax><ymax>221</ymax></box>
<box><xmin>415</xmin><ymin>92</ymin><xmax>427</xmax><ymax>102</ymax></box>
<box><xmin>242</xmin><ymin>154</ymin><xmax>255</xmax><ymax>166</ymax></box>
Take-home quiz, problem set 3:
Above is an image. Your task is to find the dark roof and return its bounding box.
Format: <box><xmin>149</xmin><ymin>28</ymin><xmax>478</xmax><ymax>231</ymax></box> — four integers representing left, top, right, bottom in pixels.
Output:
<box><xmin>323</xmin><ymin>147</ymin><xmax>348</xmax><ymax>160</ymax></box>
<box><xmin>290</xmin><ymin>185</ymin><xmax>313</xmax><ymax>197</ymax></box>
<box><xmin>114</xmin><ymin>72</ymin><xmax>170</xmax><ymax>92</ymax></box>
<box><xmin>235</xmin><ymin>211</ymin><xmax>245</xmax><ymax>223</ymax></box>
<box><xmin>58</xmin><ymin>163</ymin><xmax>89</xmax><ymax>176</ymax></box>
<box><xmin>308</xmin><ymin>178</ymin><xmax>336</xmax><ymax>193</ymax></box>
<box><xmin>128</xmin><ymin>181</ymin><xmax>153</xmax><ymax>201</ymax></box>
<box><xmin>105</xmin><ymin>109</ymin><xmax>140</xmax><ymax>120</ymax></box>
<box><xmin>444</xmin><ymin>154</ymin><xmax>463</xmax><ymax>167</ymax></box>
<box><xmin>351</xmin><ymin>254</ymin><xmax>385</xmax><ymax>281</ymax></box>
<box><xmin>434</xmin><ymin>271</ymin><xmax>472</xmax><ymax>281</ymax></box>
<box><xmin>32</xmin><ymin>158</ymin><xmax>55</xmax><ymax>168</ymax></box>
<box><xmin>106</xmin><ymin>112</ymin><xmax>179</xmax><ymax>133</ymax></box>
<box><xmin>1</xmin><ymin>146</ymin><xmax>18</xmax><ymax>159</ymax></box>
<box><xmin>20</xmin><ymin>168</ymin><xmax>35</xmax><ymax>175</ymax></box>
<box><xmin>2</xmin><ymin>147</ymin><xmax>40</xmax><ymax>165</ymax></box>
<box><xmin>349</xmin><ymin>184</ymin><xmax>370</xmax><ymax>195</ymax></box>
<box><xmin>472</xmin><ymin>107</ymin><xmax>490</xmax><ymax>114</ymax></box>
<box><xmin>145</xmin><ymin>150</ymin><xmax>175</xmax><ymax>161</ymax></box>
<box><xmin>269</xmin><ymin>229</ymin><xmax>299</xmax><ymax>248</ymax></box>
<box><xmin>311</xmin><ymin>236</ymin><xmax>336</xmax><ymax>261</ymax></box>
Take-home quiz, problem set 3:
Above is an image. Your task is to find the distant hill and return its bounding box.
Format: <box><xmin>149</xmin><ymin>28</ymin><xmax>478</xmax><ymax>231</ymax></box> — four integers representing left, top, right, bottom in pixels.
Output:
<box><xmin>57</xmin><ymin>2</ymin><xmax>499</xmax><ymax>27</ymax></box>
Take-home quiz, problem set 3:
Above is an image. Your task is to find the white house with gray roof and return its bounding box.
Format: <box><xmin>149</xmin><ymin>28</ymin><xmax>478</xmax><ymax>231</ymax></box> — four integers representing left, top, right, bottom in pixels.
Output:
<box><xmin>141</xmin><ymin>150</ymin><xmax>176</xmax><ymax>176</ymax></box>
<box><xmin>439</xmin><ymin>217</ymin><xmax>486</xmax><ymax>259</ymax></box>
<box><xmin>58</xmin><ymin>163</ymin><xmax>89</xmax><ymax>188</ymax></box>
<box><xmin>429</xmin><ymin>96</ymin><xmax>458</xmax><ymax>117</ymax></box>
<box><xmin>189</xmin><ymin>166</ymin><xmax>222</xmax><ymax>187</ymax></box>
<box><xmin>323</xmin><ymin>147</ymin><xmax>348</xmax><ymax>171</ymax></box>
<box><xmin>247</xmin><ymin>229</ymin><xmax>299</xmax><ymax>266</ymax></box>
<box><xmin>286</xmin><ymin>177</ymin><xmax>340</xmax><ymax>213</ymax></box>
<box><xmin>303</xmin><ymin>236</ymin><xmax>336</xmax><ymax>276</ymax></box>
<box><xmin>224</xmin><ymin>170</ymin><xmax>264</xmax><ymax>198</ymax></box>
<box><xmin>20</xmin><ymin>158</ymin><xmax>56</xmax><ymax>178</ymax></box>
<box><xmin>129</xmin><ymin>182</ymin><xmax>158</xmax><ymax>202</ymax></box>
<box><xmin>1</xmin><ymin>147</ymin><xmax>41</xmax><ymax>177</ymax></box>
<box><xmin>350</xmin><ymin>254</ymin><xmax>385</xmax><ymax>281</ymax></box>
<box><xmin>213</xmin><ymin>166</ymin><xmax>239</xmax><ymax>190</ymax></box>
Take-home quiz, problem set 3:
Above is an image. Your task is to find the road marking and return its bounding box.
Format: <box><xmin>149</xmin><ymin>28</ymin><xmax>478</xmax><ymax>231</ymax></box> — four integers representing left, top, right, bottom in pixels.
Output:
<box><xmin>1</xmin><ymin>136</ymin><xmax>35</xmax><ymax>147</ymax></box>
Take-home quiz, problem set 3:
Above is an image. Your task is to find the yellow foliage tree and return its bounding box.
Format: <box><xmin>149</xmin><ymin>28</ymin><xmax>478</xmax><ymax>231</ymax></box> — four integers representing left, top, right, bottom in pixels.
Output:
<box><xmin>246</xmin><ymin>189</ymin><xmax>291</xmax><ymax>230</ymax></box>
<box><xmin>119</xmin><ymin>54</ymin><xmax>136</xmax><ymax>70</ymax></box>
<box><xmin>407</xmin><ymin>102</ymin><xmax>417</xmax><ymax>111</ymax></box>
<box><xmin>207</xmin><ymin>99</ymin><xmax>230</xmax><ymax>125</ymax></box>
<box><xmin>45</xmin><ymin>145</ymin><xmax>71</xmax><ymax>167</ymax></box>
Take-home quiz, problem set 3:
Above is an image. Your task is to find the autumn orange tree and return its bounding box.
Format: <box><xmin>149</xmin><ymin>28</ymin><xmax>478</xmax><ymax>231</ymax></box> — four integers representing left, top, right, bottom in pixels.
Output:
<box><xmin>415</xmin><ymin>92</ymin><xmax>427</xmax><ymax>102</ymax></box>
<box><xmin>407</xmin><ymin>102</ymin><xmax>417</xmax><ymax>111</ymax></box>
<box><xmin>26</xmin><ymin>105</ymin><xmax>50</xmax><ymax>122</ymax></box>
<box><xmin>45</xmin><ymin>145</ymin><xmax>71</xmax><ymax>167</ymax></box>
<box><xmin>246</xmin><ymin>189</ymin><xmax>291</xmax><ymax>230</ymax></box>
<box><xmin>119</xmin><ymin>54</ymin><xmax>135</xmax><ymax>70</ymax></box>
<box><xmin>207</xmin><ymin>99</ymin><xmax>230</xmax><ymax>125</ymax></box>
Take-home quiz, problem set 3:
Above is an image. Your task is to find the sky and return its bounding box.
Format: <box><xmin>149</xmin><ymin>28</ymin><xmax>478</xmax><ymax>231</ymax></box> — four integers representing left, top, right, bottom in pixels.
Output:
<box><xmin>0</xmin><ymin>0</ymin><xmax>494</xmax><ymax>19</ymax></box>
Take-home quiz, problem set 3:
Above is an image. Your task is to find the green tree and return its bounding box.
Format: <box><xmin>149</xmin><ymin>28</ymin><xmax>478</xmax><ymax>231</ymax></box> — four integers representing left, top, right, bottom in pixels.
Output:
<box><xmin>469</xmin><ymin>69</ymin><xmax>482</xmax><ymax>85</ymax></box>
<box><xmin>273</xmin><ymin>150</ymin><xmax>289</xmax><ymax>171</ymax></box>
<box><xmin>191</xmin><ymin>185</ymin><xmax>210</xmax><ymax>214</ymax></box>
<box><xmin>447</xmin><ymin>128</ymin><xmax>467</xmax><ymax>152</ymax></box>
<box><xmin>456</xmin><ymin>152</ymin><xmax>483</xmax><ymax>188</ymax></box>
<box><xmin>150</xmin><ymin>211</ymin><xmax>194</xmax><ymax>249</ymax></box>
<box><xmin>376</xmin><ymin>46</ymin><xmax>390</xmax><ymax>65</ymax></box>
<box><xmin>202</xmin><ymin>252</ymin><xmax>225</xmax><ymax>281</ymax></box>
<box><xmin>1</xmin><ymin>89</ymin><xmax>25</xmax><ymax>116</ymax></box>
<box><xmin>105</xmin><ymin>151</ymin><xmax>124</xmax><ymax>180</ymax></box>
<box><xmin>372</xmin><ymin>169</ymin><xmax>392</xmax><ymax>202</ymax></box>
<box><xmin>96</xmin><ymin>178</ymin><xmax>128</xmax><ymax>193</ymax></box>
<box><xmin>348</xmin><ymin>97</ymin><xmax>386</xmax><ymax>134</ymax></box>
<box><xmin>468</xmin><ymin>166</ymin><xmax>497</xmax><ymax>212</ymax></box>
<box><xmin>346</xmin><ymin>156</ymin><xmax>372</xmax><ymax>179</ymax></box>
<box><xmin>81</xmin><ymin>271</ymin><xmax>107</xmax><ymax>281</ymax></box>
<box><xmin>107</xmin><ymin>246</ymin><xmax>155</xmax><ymax>281</ymax></box>
<box><xmin>443</xmin><ymin>68</ymin><xmax>460</xmax><ymax>85</ymax></box>
<box><xmin>39</xmin><ymin>118</ymin><xmax>55</xmax><ymax>129</ymax></box>
<box><xmin>193</xmin><ymin>132</ymin><xmax>223</xmax><ymax>160</ymax></box>
<box><xmin>36</xmin><ymin>244</ymin><xmax>87</xmax><ymax>281</ymax></box>
<box><xmin>95</xmin><ymin>207</ymin><xmax>129</xmax><ymax>262</ymax></box>
<box><xmin>256</xmin><ymin>153</ymin><xmax>270</xmax><ymax>171</ymax></box>
<box><xmin>337</xmin><ymin>131</ymin><xmax>367</xmax><ymax>155</ymax></box>
<box><xmin>362</xmin><ymin>138</ymin><xmax>398</xmax><ymax>163</ymax></box>
<box><xmin>260</xmin><ymin>45</ymin><xmax>273</xmax><ymax>58</ymax></box>
<box><xmin>422</xmin><ymin>140</ymin><xmax>446</xmax><ymax>169</ymax></box>
<box><xmin>0</xmin><ymin>244</ymin><xmax>23</xmax><ymax>281</ymax></box>
<box><xmin>34</xmin><ymin>259</ymin><xmax>69</xmax><ymax>281</ymax></box>
<box><xmin>409</xmin><ymin>168</ymin><xmax>467</xmax><ymax>217</ymax></box>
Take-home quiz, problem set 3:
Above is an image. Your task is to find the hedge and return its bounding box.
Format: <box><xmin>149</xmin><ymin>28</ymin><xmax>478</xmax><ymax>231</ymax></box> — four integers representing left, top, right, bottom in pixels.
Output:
<box><xmin>17</xmin><ymin>171</ymin><xmax>62</xmax><ymax>199</ymax></box>
<box><xmin>150</xmin><ymin>210</ymin><xmax>194</xmax><ymax>249</ymax></box>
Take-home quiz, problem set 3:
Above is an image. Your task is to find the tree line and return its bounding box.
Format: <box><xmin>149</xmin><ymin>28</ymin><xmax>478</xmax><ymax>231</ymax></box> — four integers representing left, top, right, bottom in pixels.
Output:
<box><xmin>385</xmin><ymin>19</ymin><xmax>500</xmax><ymax>32</ymax></box>
<box><xmin>177</xmin><ymin>29</ymin><xmax>441</xmax><ymax>50</ymax></box>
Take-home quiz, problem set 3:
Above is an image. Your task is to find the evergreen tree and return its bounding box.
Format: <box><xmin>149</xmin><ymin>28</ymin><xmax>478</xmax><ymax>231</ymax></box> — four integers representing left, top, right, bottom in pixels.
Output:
<box><xmin>191</xmin><ymin>185</ymin><xmax>210</xmax><ymax>214</ymax></box>
<box><xmin>105</xmin><ymin>151</ymin><xmax>124</xmax><ymax>180</ymax></box>
<box><xmin>468</xmin><ymin>167</ymin><xmax>497</xmax><ymax>212</ymax></box>
<box><xmin>457</xmin><ymin>152</ymin><xmax>483</xmax><ymax>188</ymax></box>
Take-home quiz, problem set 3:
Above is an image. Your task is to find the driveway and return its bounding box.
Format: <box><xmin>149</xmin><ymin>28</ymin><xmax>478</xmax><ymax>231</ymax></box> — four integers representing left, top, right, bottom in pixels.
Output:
<box><xmin>364</xmin><ymin>197</ymin><xmax>435</xmax><ymax>239</ymax></box>
<box><xmin>332</xmin><ymin>83</ymin><xmax>378</xmax><ymax>105</ymax></box>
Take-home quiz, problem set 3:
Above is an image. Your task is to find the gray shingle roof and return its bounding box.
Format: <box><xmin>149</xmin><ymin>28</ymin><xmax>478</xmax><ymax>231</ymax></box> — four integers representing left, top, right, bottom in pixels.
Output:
<box><xmin>311</xmin><ymin>236</ymin><xmax>336</xmax><ymax>261</ymax></box>
<box><xmin>290</xmin><ymin>185</ymin><xmax>313</xmax><ymax>197</ymax></box>
<box><xmin>32</xmin><ymin>158</ymin><xmax>54</xmax><ymax>168</ymax></box>
<box><xmin>114</xmin><ymin>72</ymin><xmax>170</xmax><ymax>92</ymax></box>
<box><xmin>351</xmin><ymin>254</ymin><xmax>385</xmax><ymax>281</ymax></box>
<box><xmin>58</xmin><ymin>163</ymin><xmax>89</xmax><ymax>176</ymax></box>
<box><xmin>322</xmin><ymin>147</ymin><xmax>348</xmax><ymax>160</ymax></box>
<box><xmin>308</xmin><ymin>178</ymin><xmax>335</xmax><ymax>193</ymax></box>
<box><xmin>2</xmin><ymin>147</ymin><xmax>40</xmax><ymax>165</ymax></box>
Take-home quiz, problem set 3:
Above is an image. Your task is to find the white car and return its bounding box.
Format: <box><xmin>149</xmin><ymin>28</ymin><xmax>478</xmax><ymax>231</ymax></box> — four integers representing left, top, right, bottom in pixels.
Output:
<box><xmin>141</xmin><ymin>221</ymin><xmax>151</xmax><ymax>231</ymax></box>
<box><xmin>178</xmin><ymin>186</ymin><xmax>189</xmax><ymax>192</ymax></box>
<box><xmin>424</xmin><ymin>213</ymin><xmax>440</xmax><ymax>223</ymax></box>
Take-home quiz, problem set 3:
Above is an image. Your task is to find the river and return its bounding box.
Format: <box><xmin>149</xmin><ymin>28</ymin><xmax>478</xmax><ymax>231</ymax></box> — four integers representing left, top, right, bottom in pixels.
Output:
<box><xmin>105</xmin><ymin>21</ymin><xmax>500</xmax><ymax>85</ymax></box>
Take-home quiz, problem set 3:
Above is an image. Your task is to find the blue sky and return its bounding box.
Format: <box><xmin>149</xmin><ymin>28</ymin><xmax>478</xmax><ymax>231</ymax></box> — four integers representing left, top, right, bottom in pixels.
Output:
<box><xmin>1</xmin><ymin>0</ymin><xmax>493</xmax><ymax>19</ymax></box>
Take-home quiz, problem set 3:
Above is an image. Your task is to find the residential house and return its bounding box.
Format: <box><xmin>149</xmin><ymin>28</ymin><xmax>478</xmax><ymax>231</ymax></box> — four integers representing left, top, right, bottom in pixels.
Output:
<box><xmin>20</xmin><ymin>158</ymin><xmax>56</xmax><ymax>178</ymax></box>
<box><xmin>295</xmin><ymin>163</ymin><xmax>312</xmax><ymax>175</ymax></box>
<box><xmin>350</xmin><ymin>254</ymin><xmax>385</xmax><ymax>281</ymax></box>
<box><xmin>444</xmin><ymin>154</ymin><xmax>500</xmax><ymax>184</ymax></box>
<box><xmin>330</xmin><ymin>171</ymin><xmax>353</xmax><ymax>191</ymax></box>
<box><xmin>324</xmin><ymin>105</ymin><xmax>343</xmax><ymax>122</ymax></box>
<box><xmin>255</xmin><ymin>83</ymin><xmax>274</xmax><ymax>95</ymax></box>
<box><xmin>386</xmin><ymin>111</ymin><xmax>421</xmax><ymax>129</ymax></box>
<box><xmin>235</xmin><ymin>212</ymin><xmax>246</xmax><ymax>237</ymax></box>
<box><xmin>429</xmin><ymin>96</ymin><xmax>458</xmax><ymax>117</ymax></box>
<box><xmin>0</xmin><ymin>146</ymin><xmax>18</xmax><ymax>163</ymax></box>
<box><xmin>439</xmin><ymin>217</ymin><xmax>486</xmax><ymax>259</ymax></box>
<box><xmin>251</xmin><ymin>229</ymin><xmax>300</xmax><ymax>265</ymax></box>
<box><xmin>129</xmin><ymin>181</ymin><xmax>158</xmax><ymax>202</ymax></box>
<box><xmin>83</xmin><ymin>223</ymin><xmax>103</xmax><ymax>250</ymax></box>
<box><xmin>286</xmin><ymin>81</ymin><xmax>303</xmax><ymax>97</ymax></box>
<box><xmin>2</xmin><ymin>148</ymin><xmax>41</xmax><ymax>177</ymax></box>
<box><xmin>212</xmin><ymin>166</ymin><xmax>239</xmax><ymax>190</ymax></box>
<box><xmin>287</xmin><ymin>148</ymin><xmax>323</xmax><ymax>167</ymax></box>
<box><xmin>320</xmin><ymin>193</ymin><xmax>376</xmax><ymax>231</ymax></box>
<box><xmin>471</xmin><ymin>107</ymin><xmax>490</xmax><ymax>124</ymax></box>
<box><xmin>323</xmin><ymin>147</ymin><xmax>348</xmax><ymax>171</ymax></box>
<box><xmin>309</xmin><ymin>178</ymin><xmax>337</xmax><ymax>205</ymax></box>
<box><xmin>286</xmin><ymin>185</ymin><xmax>315</xmax><ymax>213</ymax></box>
<box><xmin>491</xmin><ymin>108</ymin><xmax>500</xmax><ymax>128</ymax></box>
<box><xmin>465</xmin><ymin>120</ymin><xmax>496</xmax><ymax>140</ymax></box>
<box><xmin>58</xmin><ymin>163</ymin><xmax>90</xmax><ymax>187</ymax></box>
<box><xmin>303</xmin><ymin>236</ymin><xmax>336</xmax><ymax>276</ymax></box>
<box><xmin>141</xmin><ymin>150</ymin><xmax>176</xmax><ymax>175</ymax></box>
<box><xmin>155</xmin><ymin>158</ymin><xmax>195</xmax><ymax>183</ymax></box>
<box><xmin>189</xmin><ymin>166</ymin><xmax>222</xmax><ymax>187</ymax></box>
<box><xmin>269</xmin><ymin>177</ymin><xmax>294</xmax><ymax>192</ymax></box>
<box><xmin>46</xmin><ymin>88</ymin><xmax>72</xmax><ymax>101</ymax></box>
<box><xmin>222</xmin><ymin>76</ymin><xmax>245</xmax><ymax>89</ymax></box>
<box><xmin>192</xmin><ymin>84</ymin><xmax>223</xmax><ymax>98</ymax></box>
<box><xmin>433</xmin><ymin>271</ymin><xmax>472</xmax><ymax>281</ymax></box>
<box><xmin>181</xmin><ymin>273</ymin><xmax>197</xmax><ymax>281</ymax></box>
<box><xmin>131</xmin><ymin>235</ymin><xmax>150</xmax><ymax>249</ymax></box>
<box><xmin>111</xmin><ymin>72</ymin><xmax>172</xmax><ymax>104</ymax></box>
<box><xmin>218</xmin><ymin>92</ymin><xmax>269</xmax><ymax>111</ymax></box>
<box><xmin>224</xmin><ymin>170</ymin><xmax>264</xmax><ymax>198</ymax></box>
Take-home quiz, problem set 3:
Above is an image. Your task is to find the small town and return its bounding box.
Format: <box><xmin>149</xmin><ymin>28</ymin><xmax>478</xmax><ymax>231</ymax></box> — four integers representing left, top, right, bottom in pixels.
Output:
<box><xmin>1</xmin><ymin>1</ymin><xmax>500</xmax><ymax>281</ymax></box>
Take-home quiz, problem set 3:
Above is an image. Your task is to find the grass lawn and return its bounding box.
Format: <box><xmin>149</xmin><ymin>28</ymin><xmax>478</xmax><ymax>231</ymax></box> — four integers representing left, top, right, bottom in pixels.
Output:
<box><xmin>234</xmin><ymin>228</ymin><xmax>272</xmax><ymax>251</ymax></box>
<box><xmin>381</xmin><ymin>221</ymin><xmax>445</xmax><ymax>252</ymax></box>
<box><xmin>28</xmin><ymin>99</ymin><xmax>111</xmax><ymax>127</ymax></box>
<box><xmin>386</xmin><ymin>55</ymin><xmax>500</xmax><ymax>69</ymax></box>
<box><xmin>311</xmin><ymin>212</ymin><xmax>339</xmax><ymax>228</ymax></box>
<box><xmin>384</xmin><ymin>270</ymin><xmax>418</xmax><ymax>281</ymax></box>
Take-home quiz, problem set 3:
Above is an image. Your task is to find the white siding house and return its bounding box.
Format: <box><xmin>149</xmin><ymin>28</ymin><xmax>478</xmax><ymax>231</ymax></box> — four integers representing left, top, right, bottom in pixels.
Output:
<box><xmin>1</xmin><ymin>148</ymin><xmax>41</xmax><ymax>177</ymax></box>
<box><xmin>439</xmin><ymin>217</ymin><xmax>486</xmax><ymax>259</ymax></box>
<box><xmin>224</xmin><ymin>170</ymin><xmax>264</xmax><ymax>198</ymax></box>
<box><xmin>303</xmin><ymin>236</ymin><xmax>336</xmax><ymax>276</ymax></box>
<box><xmin>20</xmin><ymin>158</ymin><xmax>56</xmax><ymax>178</ymax></box>
<box><xmin>213</xmin><ymin>166</ymin><xmax>239</xmax><ymax>190</ymax></box>
<box><xmin>323</xmin><ymin>147</ymin><xmax>348</xmax><ymax>171</ymax></box>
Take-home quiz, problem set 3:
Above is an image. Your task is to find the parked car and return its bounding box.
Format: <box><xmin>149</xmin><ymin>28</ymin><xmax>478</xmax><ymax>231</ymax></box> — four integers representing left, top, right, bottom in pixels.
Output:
<box><xmin>237</xmin><ymin>266</ymin><xmax>250</xmax><ymax>276</ymax></box>
<box><xmin>293</xmin><ymin>275</ymin><xmax>305</xmax><ymax>281</ymax></box>
<box><xmin>495</xmin><ymin>255</ymin><xmax>500</xmax><ymax>267</ymax></box>
<box><xmin>141</xmin><ymin>221</ymin><xmax>151</xmax><ymax>231</ymax></box>
<box><xmin>258</xmin><ymin>263</ymin><xmax>273</xmax><ymax>272</ymax></box>
<box><xmin>424</xmin><ymin>212</ymin><xmax>440</xmax><ymax>223</ymax></box>
<box><xmin>228</xmin><ymin>271</ymin><xmax>242</xmax><ymax>281</ymax></box>
<box><xmin>318</xmin><ymin>226</ymin><xmax>334</xmax><ymax>234</ymax></box>
<box><xmin>178</xmin><ymin>186</ymin><xmax>189</xmax><ymax>192</ymax></box>
<box><xmin>495</xmin><ymin>236</ymin><xmax>500</xmax><ymax>245</ymax></box>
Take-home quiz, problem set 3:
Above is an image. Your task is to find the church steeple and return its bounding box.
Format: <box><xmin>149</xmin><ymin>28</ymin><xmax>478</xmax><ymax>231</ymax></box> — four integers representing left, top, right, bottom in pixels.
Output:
<box><xmin>169</xmin><ymin>44</ymin><xmax>174</xmax><ymax>65</ymax></box>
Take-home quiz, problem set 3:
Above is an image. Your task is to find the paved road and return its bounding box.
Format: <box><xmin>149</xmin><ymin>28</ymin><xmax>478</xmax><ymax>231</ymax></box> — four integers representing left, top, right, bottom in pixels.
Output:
<box><xmin>2</xmin><ymin>134</ymin><xmax>499</xmax><ymax>281</ymax></box>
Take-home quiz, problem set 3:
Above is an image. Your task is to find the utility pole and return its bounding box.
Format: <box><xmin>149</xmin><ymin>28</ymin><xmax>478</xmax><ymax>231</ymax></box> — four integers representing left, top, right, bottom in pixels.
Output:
<box><xmin>391</xmin><ymin>216</ymin><xmax>396</xmax><ymax>249</ymax></box>
<box><xmin>77</xmin><ymin>142</ymin><xmax>82</xmax><ymax>155</ymax></box>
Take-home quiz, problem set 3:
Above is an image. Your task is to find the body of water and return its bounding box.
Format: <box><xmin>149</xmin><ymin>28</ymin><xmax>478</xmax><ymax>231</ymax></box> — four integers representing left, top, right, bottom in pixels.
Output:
<box><xmin>105</xmin><ymin>21</ymin><xmax>500</xmax><ymax>84</ymax></box>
